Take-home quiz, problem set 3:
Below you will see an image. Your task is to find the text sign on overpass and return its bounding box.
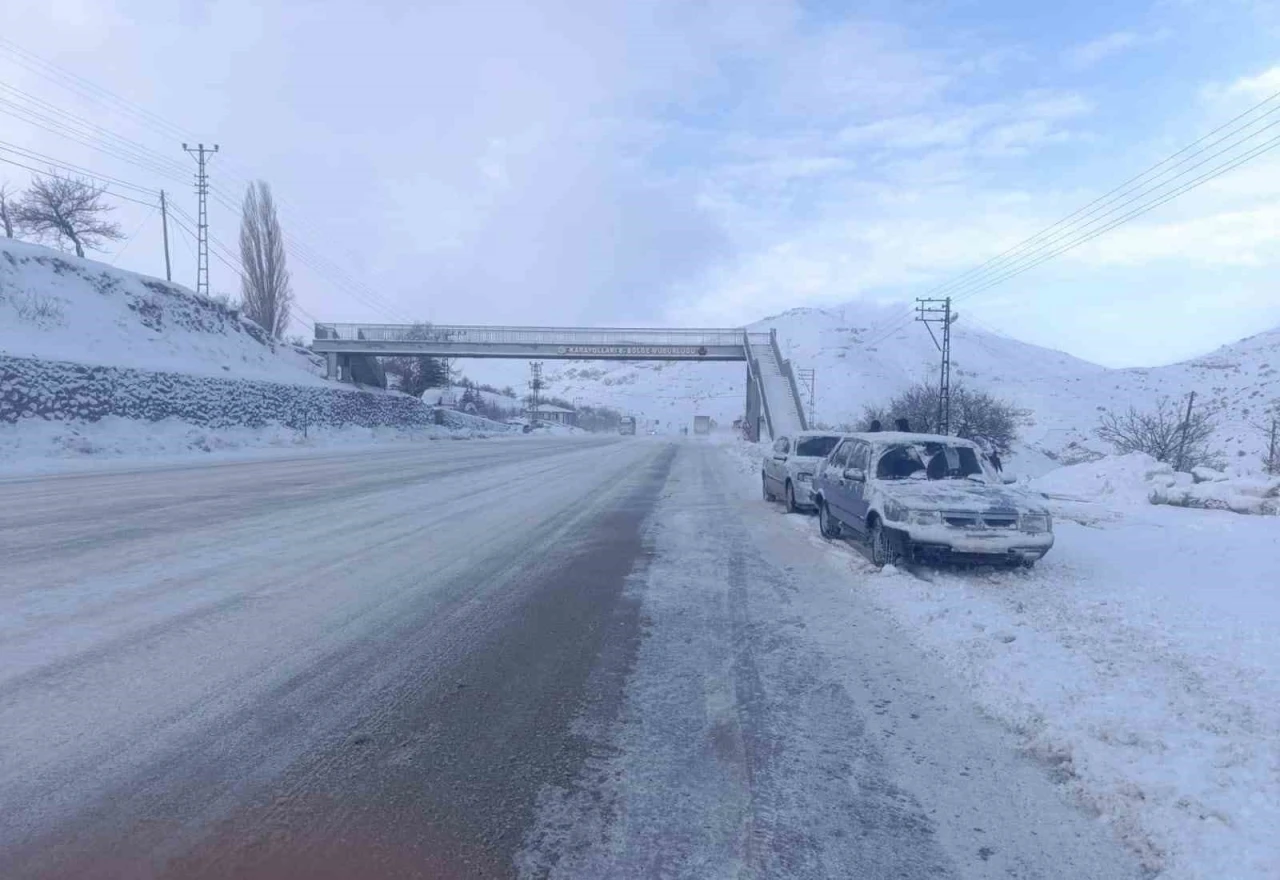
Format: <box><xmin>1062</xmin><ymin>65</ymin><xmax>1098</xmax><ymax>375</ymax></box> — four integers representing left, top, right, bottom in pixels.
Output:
<box><xmin>311</xmin><ymin>323</ymin><xmax>761</xmax><ymax>362</ymax></box>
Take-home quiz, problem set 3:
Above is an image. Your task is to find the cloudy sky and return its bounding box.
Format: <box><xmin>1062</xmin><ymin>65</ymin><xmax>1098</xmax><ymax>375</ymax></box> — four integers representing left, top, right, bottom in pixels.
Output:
<box><xmin>3</xmin><ymin>0</ymin><xmax>1280</xmax><ymax>367</ymax></box>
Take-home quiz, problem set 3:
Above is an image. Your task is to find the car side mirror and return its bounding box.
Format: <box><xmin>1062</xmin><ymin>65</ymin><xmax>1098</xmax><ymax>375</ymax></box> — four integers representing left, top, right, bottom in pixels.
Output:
<box><xmin>843</xmin><ymin>467</ymin><xmax>866</xmax><ymax>482</ymax></box>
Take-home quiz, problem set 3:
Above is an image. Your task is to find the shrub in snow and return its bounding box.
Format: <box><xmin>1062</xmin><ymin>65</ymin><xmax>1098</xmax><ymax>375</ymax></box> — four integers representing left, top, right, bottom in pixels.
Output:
<box><xmin>1095</xmin><ymin>397</ymin><xmax>1223</xmax><ymax>471</ymax></box>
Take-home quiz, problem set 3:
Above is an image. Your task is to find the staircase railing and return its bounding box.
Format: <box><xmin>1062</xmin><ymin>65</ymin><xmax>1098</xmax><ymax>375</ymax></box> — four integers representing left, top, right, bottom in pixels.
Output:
<box><xmin>768</xmin><ymin>329</ymin><xmax>809</xmax><ymax>431</ymax></box>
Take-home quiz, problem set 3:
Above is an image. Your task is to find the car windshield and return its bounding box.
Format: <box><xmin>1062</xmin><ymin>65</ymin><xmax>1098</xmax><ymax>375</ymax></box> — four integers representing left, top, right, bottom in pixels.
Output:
<box><xmin>875</xmin><ymin>443</ymin><xmax>987</xmax><ymax>481</ymax></box>
<box><xmin>795</xmin><ymin>435</ymin><xmax>841</xmax><ymax>458</ymax></box>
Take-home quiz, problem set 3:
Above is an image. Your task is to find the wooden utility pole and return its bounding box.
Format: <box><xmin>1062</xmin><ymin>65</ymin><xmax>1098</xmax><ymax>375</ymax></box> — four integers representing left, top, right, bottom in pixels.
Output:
<box><xmin>1175</xmin><ymin>391</ymin><xmax>1196</xmax><ymax>472</ymax></box>
<box><xmin>159</xmin><ymin>189</ymin><xmax>172</xmax><ymax>282</ymax></box>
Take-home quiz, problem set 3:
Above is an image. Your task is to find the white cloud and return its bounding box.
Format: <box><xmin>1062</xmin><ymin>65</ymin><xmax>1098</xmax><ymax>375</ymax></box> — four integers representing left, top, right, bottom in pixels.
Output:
<box><xmin>1063</xmin><ymin>29</ymin><xmax>1171</xmax><ymax>70</ymax></box>
<box><xmin>1225</xmin><ymin>64</ymin><xmax>1280</xmax><ymax>99</ymax></box>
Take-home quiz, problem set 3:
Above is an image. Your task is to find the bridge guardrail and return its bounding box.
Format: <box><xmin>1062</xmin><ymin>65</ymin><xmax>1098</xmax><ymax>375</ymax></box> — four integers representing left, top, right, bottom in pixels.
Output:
<box><xmin>316</xmin><ymin>323</ymin><xmax>765</xmax><ymax>349</ymax></box>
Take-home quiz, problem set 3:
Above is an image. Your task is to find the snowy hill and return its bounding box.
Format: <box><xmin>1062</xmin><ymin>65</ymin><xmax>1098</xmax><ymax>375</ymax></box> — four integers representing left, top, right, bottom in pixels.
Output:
<box><xmin>0</xmin><ymin>238</ymin><xmax>323</xmax><ymax>384</ymax></box>
<box><xmin>461</xmin><ymin>304</ymin><xmax>1280</xmax><ymax>467</ymax></box>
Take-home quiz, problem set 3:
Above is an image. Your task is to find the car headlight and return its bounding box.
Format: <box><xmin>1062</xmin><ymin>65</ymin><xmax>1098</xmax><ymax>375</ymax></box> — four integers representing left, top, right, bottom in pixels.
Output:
<box><xmin>909</xmin><ymin>509</ymin><xmax>942</xmax><ymax>525</ymax></box>
<box><xmin>796</xmin><ymin>472</ymin><xmax>813</xmax><ymax>483</ymax></box>
<box><xmin>883</xmin><ymin>499</ymin><xmax>907</xmax><ymax>521</ymax></box>
<box><xmin>1020</xmin><ymin>514</ymin><xmax>1050</xmax><ymax>533</ymax></box>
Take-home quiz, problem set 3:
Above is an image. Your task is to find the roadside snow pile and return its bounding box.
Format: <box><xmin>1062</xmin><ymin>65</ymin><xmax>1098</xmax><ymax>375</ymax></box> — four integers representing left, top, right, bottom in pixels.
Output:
<box><xmin>0</xmin><ymin>416</ymin><xmax>488</xmax><ymax>474</ymax></box>
<box><xmin>1031</xmin><ymin>452</ymin><xmax>1181</xmax><ymax>505</ymax></box>
<box><xmin>1033</xmin><ymin>453</ymin><xmax>1279</xmax><ymax>515</ymax></box>
<box><xmin>792</xmin><ymin>490</ymin><xmax>1280</xmax><ymax>879</ymax></box>
<box><xmin>430</xmin><ymin>408</ymin><xmax>520</xmax><ymax>434</ymax></box>
<box><xmin>1151</xmin><ymin>469</ymin><xmax>1280</xmax><ymax>515</ymax></box>
<box><xmin>0</xmin><ymin>238</ymin><xmax>322</xmax><ymax>383</ymax></box>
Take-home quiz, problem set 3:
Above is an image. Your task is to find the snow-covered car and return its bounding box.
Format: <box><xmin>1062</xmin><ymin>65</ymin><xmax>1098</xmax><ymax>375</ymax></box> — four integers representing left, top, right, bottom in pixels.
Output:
<box><xmin>761</xmin><ymin>431</ymin><xmax>846</xmax><ymax>513</ymax></box>
<box><xmin>812</xmin><ymin>432</ymin><xmax>1054</xmax><ymax>567</ymax></box>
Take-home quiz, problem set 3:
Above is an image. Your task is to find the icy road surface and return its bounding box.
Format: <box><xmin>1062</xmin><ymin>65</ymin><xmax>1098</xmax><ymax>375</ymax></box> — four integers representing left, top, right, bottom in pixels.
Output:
<box><xmin>0</xmin><ymin>438</ymin><xmax>1140</xmax><ymax>879</ymax></box>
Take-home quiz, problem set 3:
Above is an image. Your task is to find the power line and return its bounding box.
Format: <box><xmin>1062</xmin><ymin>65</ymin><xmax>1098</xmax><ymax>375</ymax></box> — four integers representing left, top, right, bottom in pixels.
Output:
<box><xmin>108</xmin><ymin>205</ymin><xmax>157</xmax><ymax>266</ymax></box>
<box><xmin>0</xmin><ymin>147</ymin><xmax>159</xmax><ymax>204</ymax></box>
<box><xmin>0</xmin><ymin>81</ymin><xmax>191</xmax><ymax>177</ymax></box>
<box><xmin>0</xmin><ymin>44</ymin><xmax>413</xmax><ymax>322</ymax></box>
<box><xmin>922</xmin><ymin>88</ymin><xmax>1280</xmax><ymax>304</ymax></box>
<box><xmin>857</xmin><ymin>88</ymin><xmax>1280</xmax><ymax>351</ymax></box>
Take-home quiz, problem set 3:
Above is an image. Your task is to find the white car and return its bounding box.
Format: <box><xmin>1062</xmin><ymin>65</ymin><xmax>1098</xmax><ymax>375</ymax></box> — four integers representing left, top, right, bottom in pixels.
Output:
<box><xmin>812</xmin><ymin>432</ymin><xmax>1054</xmax><ymax>567</ymax></box>
<box><xmin>761</xmin><ymin>431</ymin><xmax>847</xmax><ymax>513</ymax></box>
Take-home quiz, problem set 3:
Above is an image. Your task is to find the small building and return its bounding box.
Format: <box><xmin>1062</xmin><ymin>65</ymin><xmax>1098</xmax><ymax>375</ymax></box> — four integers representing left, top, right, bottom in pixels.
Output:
<box><xmin>526</xmin><ymin>403</ymin><xmax>576</xmax><ymax>425</ymax></box>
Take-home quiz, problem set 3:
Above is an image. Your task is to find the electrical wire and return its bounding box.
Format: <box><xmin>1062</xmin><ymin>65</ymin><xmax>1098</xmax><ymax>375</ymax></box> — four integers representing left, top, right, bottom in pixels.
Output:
<box><xmin>0</xmin><ymin>45</ymin><xmax>410</xmax><ymax>322</ymax></box>
<box><xmin>109</xmin><ymin>204</ymin><xmax>157</xmax><ymax>266</ymax></box>
<box><xmin>0</xmin><ymin>153</ymin><xmax>158</xmax><ymax>207</ymax></box>
<box><xmin>855</xmin><ymin>89</ymin><xmax>1280</xmax><ymax>351</ymax></box>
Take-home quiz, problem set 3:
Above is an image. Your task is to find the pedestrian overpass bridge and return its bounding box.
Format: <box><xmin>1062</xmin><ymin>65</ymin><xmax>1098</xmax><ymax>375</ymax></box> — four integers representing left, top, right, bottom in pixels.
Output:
<box><xmin>312</xmin><ymin>322</ymin><xmax>808</xmax><ymax>440</ymax></box>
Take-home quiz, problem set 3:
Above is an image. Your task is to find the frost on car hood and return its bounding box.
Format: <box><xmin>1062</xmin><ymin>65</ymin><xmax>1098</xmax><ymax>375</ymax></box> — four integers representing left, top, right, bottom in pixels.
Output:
<box><xmin>876</xmin><ymin>479</ymin><xmax>1048</xmax><ymax>514</ymax></box>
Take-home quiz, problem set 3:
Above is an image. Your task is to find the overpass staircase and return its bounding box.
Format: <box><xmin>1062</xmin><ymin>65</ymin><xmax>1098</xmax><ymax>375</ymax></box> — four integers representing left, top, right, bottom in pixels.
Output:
<box><xmin>745</xmin><ymin>330</ymin><xmax>808</xmax><ymax>441</ymax></box>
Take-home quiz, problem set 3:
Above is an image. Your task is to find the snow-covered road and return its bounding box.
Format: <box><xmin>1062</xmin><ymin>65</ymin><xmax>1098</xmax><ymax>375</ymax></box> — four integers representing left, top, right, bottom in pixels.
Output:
<box><xmin>0</xmin><ymin>439</ymin><xmax>1139</xmax><ymax>879</ymax></box>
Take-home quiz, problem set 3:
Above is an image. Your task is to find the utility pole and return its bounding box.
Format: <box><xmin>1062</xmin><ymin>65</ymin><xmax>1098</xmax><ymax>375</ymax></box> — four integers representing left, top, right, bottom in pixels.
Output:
<box><xmin>798</xmin><ymin>367</ymin><xmax>816</xmax><ymax>427</ymax></box>
<box><xmin>159</xmin><ymin>189</ymin><xmax>172</xmax><ymax>282</ymax></box>
<box><xmin>1267</xmin><ymin>417</ymin><xmax>1277</xmax><ymax>476</ymax></box>
<box><xmin>1175</xmin><ymin>391</ymin><xmax>1196</xmax><ymax>472</ymax></box>
<box><xmin>529</xmin><ymin>361</ymin><xmax>544</xmax><ymax>419</ymax></box>
<box><xmin>916</xmin><ymin>297</ymin><xmax>957</xmax><ymax>434</ymax></box>
<box><xmin>182</xmin><ymin>142</ymin><xmax>218</xmax><ymax>296</ymax></box>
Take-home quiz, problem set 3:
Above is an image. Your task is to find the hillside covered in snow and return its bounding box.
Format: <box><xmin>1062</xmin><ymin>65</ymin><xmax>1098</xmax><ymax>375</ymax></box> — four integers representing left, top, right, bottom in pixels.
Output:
<box><xmin>463</xmin><ymin>303</ymin><xmax>1280</xmax><ymax>467</ymax></box>
<box><xmin>0</xmin><ymin>238</ymin><xmax>323</xmax><ymax>384</ymax></box>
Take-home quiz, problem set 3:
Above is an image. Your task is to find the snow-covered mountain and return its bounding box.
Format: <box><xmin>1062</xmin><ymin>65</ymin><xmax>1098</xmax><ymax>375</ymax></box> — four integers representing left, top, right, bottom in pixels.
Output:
<box><xmin>461</xmin><ymin>303</ymin><xmax>1280</xmax><ymax>467</ymax></box>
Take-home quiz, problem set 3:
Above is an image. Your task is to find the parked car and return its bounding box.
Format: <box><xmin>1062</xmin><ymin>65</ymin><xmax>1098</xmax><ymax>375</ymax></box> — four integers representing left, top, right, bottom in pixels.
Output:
<box><xmin>812</xmin><ymin>432</ymin><xmax>1054</xmax><ymax>567</ymax></box>
<box><xmin>761</xmin><ymin>431</ymin><xmax>847</xmax><ymax>513</ymax></box>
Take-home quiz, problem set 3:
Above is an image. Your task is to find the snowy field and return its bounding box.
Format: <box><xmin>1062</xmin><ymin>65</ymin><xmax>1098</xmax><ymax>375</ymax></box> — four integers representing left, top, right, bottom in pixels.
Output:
<box><xmin>719</xmin><ymin>436</ymin><xmax>1280</xmax><ymax>880</ymax></box>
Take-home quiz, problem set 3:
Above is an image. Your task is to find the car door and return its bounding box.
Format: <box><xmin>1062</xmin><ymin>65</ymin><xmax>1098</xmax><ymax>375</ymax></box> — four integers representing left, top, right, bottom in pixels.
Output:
<box><xmin>843</xmin><ymin>441</ymin><xmax>873</xmax><ymax>532</ymax></box>
<box><xmin>767</xmin><ymin>436</ymin><xmax>790</xmax><ymax>490</ymax></box>
<box><xmin>824</xmin><ymin>441</ymin><xmax>855</xmax><ymax>524</ymax></box>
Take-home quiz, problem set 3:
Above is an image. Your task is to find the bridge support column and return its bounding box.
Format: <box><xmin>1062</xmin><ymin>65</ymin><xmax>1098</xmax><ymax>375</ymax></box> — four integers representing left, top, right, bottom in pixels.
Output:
<box><xmin>745</xmin><ymin>364</ymin><xmax>763</xmax><ymax>442</ymax></box>
<box><xmin>326</xmin><ymin>352</ymin><xmax>338</xmax><ymax>380</ymax></box>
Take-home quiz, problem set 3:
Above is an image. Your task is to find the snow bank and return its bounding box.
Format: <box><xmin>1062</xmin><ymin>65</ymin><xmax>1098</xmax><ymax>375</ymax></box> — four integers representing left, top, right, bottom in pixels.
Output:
<box><xmin>0</xmin><ymin>416</ymin><xmax>505</xmax><ymax>475</ymax></box>
<box><xmin>785</xmin><ymin>487</ymin><xmax>1280</xmax><ymax>879</ymax></box>
<box><xmin>1031</xmin><ymin>452</ymin><xmax>1177</xmax><ymax>505</ymax></box>
<box><xmin>0</xmin><ymin>238</ymin><xmax>323</xmax><ymax>384</ymax></box>
<box><xmin>1032</xmin><ymin>453</ymin><xmax>1278</xmax><ymax>516</ymax></box>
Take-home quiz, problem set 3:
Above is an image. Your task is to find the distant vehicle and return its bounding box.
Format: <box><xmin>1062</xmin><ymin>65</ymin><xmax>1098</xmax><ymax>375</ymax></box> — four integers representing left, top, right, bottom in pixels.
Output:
<box><xmin>694</xmin><ymin>415</ymin><xmax>711</xmax><ymax>435</ymax></box>
<box><xmin>619</xmin><ymin>416</ymin><xmax>637</xmax><ymax>436</ymax></box>
<box><xmin>761</xmin><ymin>432</ymin><xmax>845</xmax><ymax>513</ymax></box>
<box><xmin>812</xmin><ymin>432</ymin><xmax>1054</xmax><ymax>567</ymax></box>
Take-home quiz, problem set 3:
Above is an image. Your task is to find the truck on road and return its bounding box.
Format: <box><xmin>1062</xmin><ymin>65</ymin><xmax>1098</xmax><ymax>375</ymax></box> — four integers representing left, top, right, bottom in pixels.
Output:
<box><xmin>619</xmin><ymin>416</ymin><xmax>637</xmax><ymax>436</ymax></box>
<box><xmin>694</xmin><ymin>415</ymin><xmax>711</xmax><ymax>435</ymax></box>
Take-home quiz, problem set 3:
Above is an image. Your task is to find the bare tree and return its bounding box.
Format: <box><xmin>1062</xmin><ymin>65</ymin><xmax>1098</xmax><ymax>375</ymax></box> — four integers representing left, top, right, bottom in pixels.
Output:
<box><xmin>238</xmin><ymin>180</ymin><xmax>293</xmax><ymax>338</ymax></box>
<box><xmin>1095</xmin><ymin>396</ymin><xmax>1221</xmax><ymax>470</ymax></box>
<box><xmin>13</xmin><ymin>173</ymin><xmax>122</xmax><ymax>256</ymax></box>
<box><xmin>862</xmin><ymin>381</ymin><xmax>1026</xmax><ymax>454</ymax></box>
<box><xmin>0</xmin><ymin>182</ymin><xmax>15</xmax><ymax>238</ymax></box>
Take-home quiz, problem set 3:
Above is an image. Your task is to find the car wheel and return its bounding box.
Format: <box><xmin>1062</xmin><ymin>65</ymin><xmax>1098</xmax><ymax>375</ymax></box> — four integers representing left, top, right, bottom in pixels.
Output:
<box><xmin>762</xmin><ymin>473</ymin><xmax>775</xmax><ymax>502</ymax></box>
<box><xmin>869</xmin><ymin>519</ymin><xmax>903</xmax><ymax>567</ymax></box>
<box><xmin>819</xmin><ymin>502</ymin><xmax>841</xmax><ymax>539</ymax></box>
<box><xmin>785</xmin><ymin>481</ymin><xmax>798</xmax><ymax>514</ymax></box>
